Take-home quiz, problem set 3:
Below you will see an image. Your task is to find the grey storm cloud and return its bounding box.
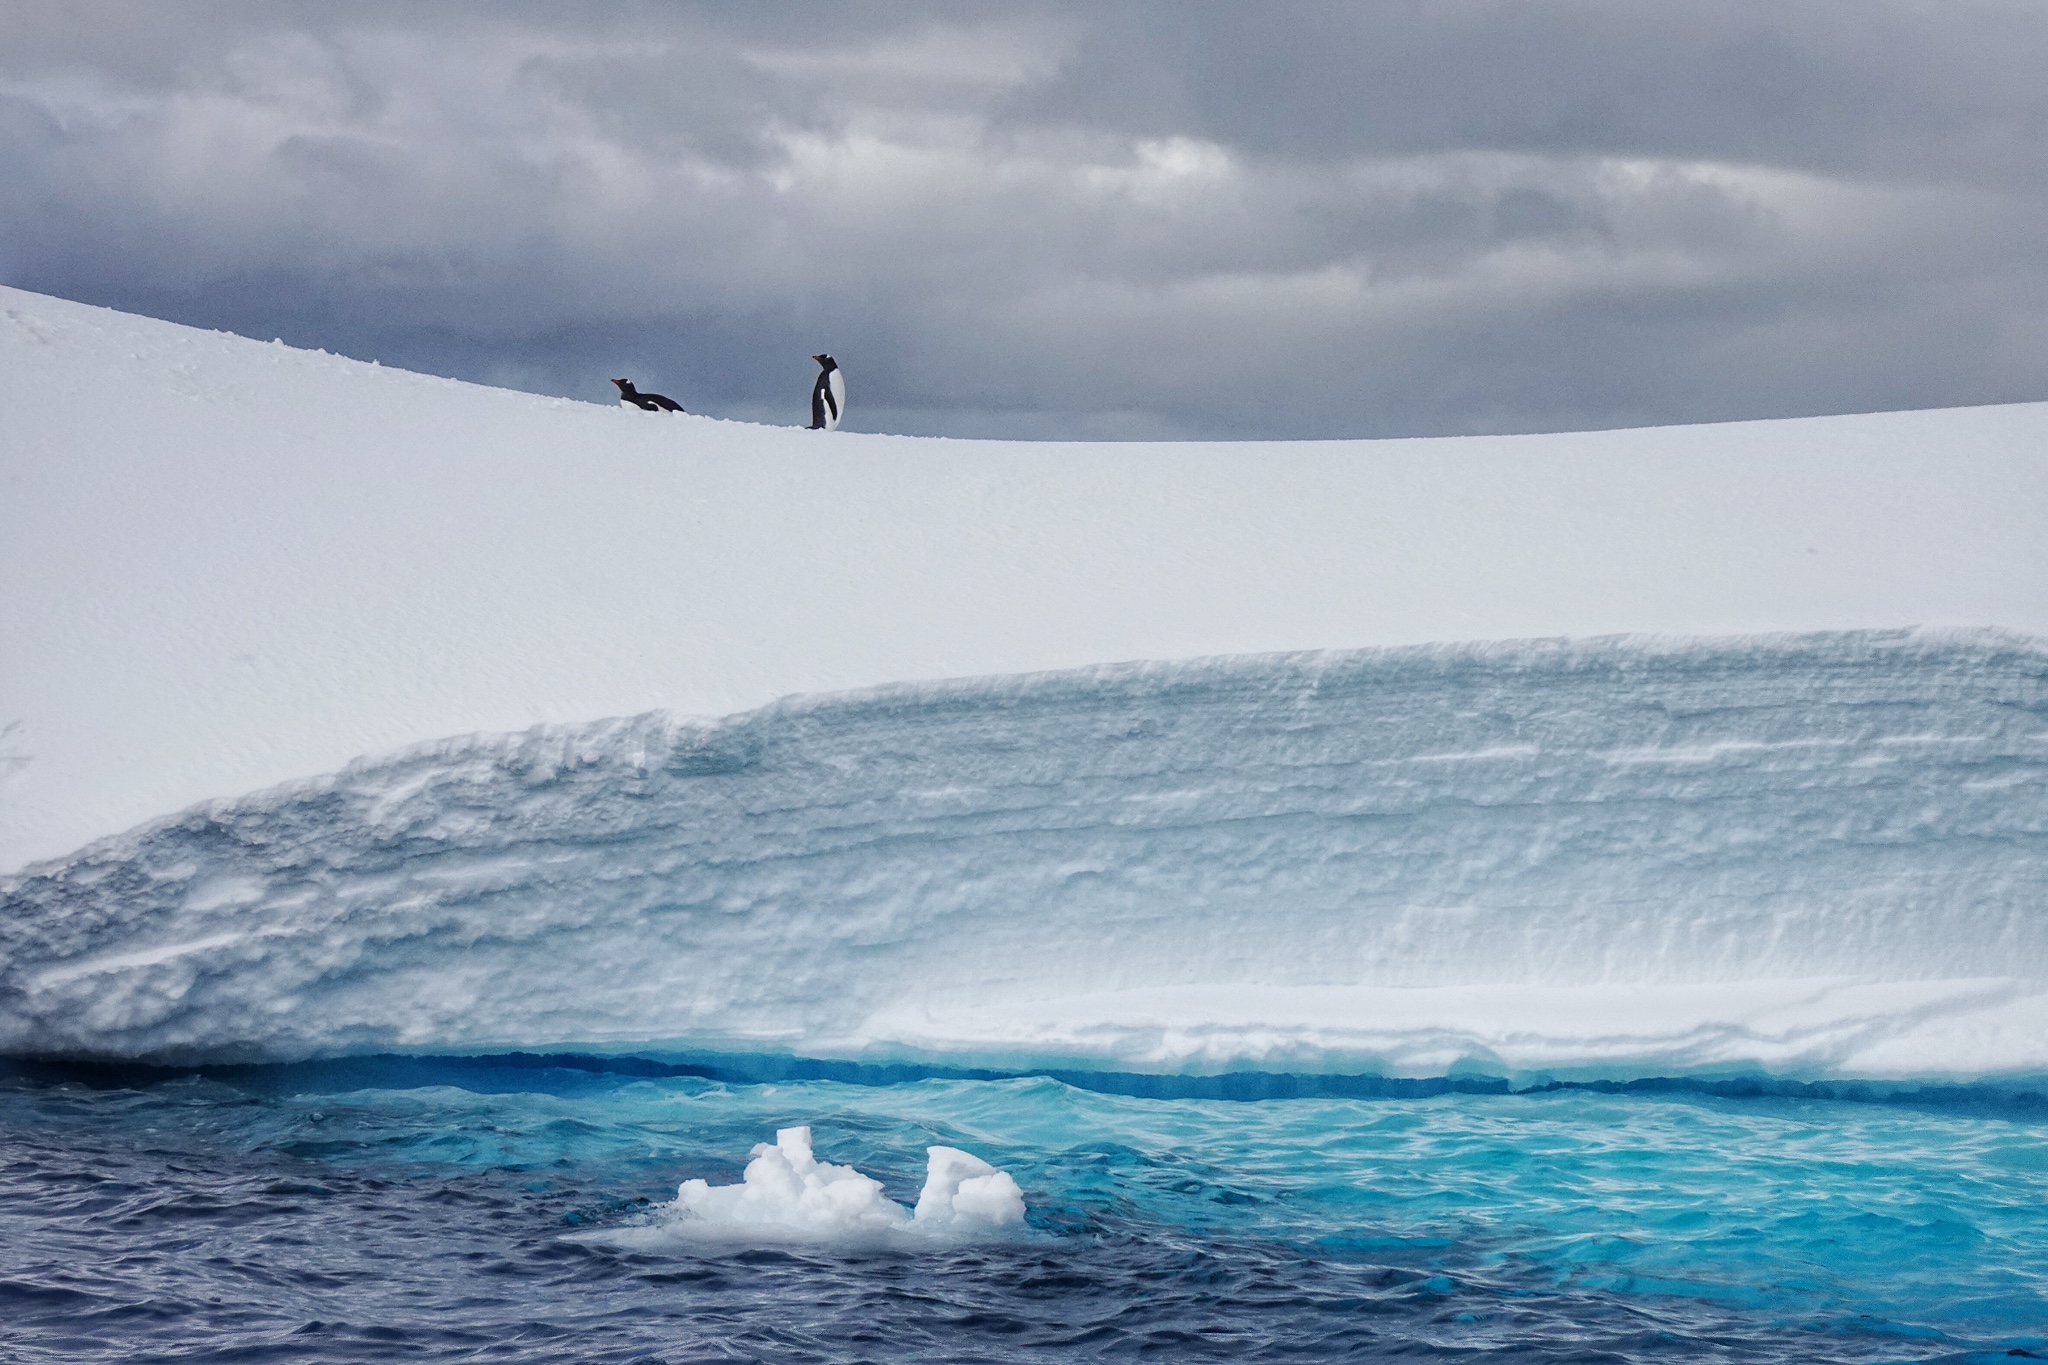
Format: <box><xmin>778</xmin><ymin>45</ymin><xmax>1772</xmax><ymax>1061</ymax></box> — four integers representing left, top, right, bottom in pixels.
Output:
<box><xmin>2</xmin><ymin>0</ymin><xmax>2045</xmax><ymax>438</ymax></box>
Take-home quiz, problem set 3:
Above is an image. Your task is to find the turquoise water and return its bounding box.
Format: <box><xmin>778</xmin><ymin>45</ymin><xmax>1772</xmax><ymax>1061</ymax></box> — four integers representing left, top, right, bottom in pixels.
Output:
<box><xmin>5</xmin><ymin>1058</ymin><xmax>2046</xmax><ymax>1362</ymax></box>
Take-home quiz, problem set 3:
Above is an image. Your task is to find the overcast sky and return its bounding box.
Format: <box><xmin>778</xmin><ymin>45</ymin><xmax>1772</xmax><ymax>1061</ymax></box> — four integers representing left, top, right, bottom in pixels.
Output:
<box><xmin>4</xmin><ymin>1</ymin><xmax>2045</xmax><ymax>438</ymax></box>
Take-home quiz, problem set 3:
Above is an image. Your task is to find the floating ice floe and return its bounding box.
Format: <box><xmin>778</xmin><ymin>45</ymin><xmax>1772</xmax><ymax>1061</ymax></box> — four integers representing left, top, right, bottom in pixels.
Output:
<box><xmin>586</xmin><ymin>1126</ymin><xmax>1026</xmax><ymax>1250</ymax></box>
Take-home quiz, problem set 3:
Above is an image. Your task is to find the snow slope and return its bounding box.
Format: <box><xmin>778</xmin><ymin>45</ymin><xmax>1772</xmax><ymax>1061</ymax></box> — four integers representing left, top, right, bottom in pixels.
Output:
<box><xmin>3</xmin><ymin>287</ymin><xmax>2046</xmax><ymax>1081</ymax></box>
<box><xmin>3</xmin><ymin>284</ymin><xmax>2044</xmax><ymax>875</ymax></box>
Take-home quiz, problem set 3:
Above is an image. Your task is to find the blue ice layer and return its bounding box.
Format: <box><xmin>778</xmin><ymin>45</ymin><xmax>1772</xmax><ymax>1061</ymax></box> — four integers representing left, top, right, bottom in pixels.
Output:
<box><xmin>11</xmin><ymin>1050</ymin><xmax>2048</xmax><ymax>1112</ymax></box>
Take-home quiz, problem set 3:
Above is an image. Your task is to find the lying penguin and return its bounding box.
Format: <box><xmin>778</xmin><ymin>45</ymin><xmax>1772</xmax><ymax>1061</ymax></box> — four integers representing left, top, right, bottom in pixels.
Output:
<box><xmin>613</xmin><ymin>378</ymin><xmax>684</xmax><ymax>412</ymax></box>
<box><xmin>809</xmin><ymin>354</ymin><xmax>844</xmax><ymax>430</ymax></box>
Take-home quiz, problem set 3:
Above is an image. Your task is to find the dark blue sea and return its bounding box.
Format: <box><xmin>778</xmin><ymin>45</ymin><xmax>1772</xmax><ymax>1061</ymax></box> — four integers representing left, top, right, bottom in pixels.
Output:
<box><xmin>4</xmin><ymin>1056</ymin><xmax>2045</xmax><ymax>1364</ymax></box>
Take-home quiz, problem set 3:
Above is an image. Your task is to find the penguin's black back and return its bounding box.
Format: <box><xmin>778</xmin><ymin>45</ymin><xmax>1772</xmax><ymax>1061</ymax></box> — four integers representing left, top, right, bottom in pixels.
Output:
<box><xmin>613</xmin><ymin>378</ymin><xmax>684</xmax><ymax>412</ymax></box>
<box><xmin>809</xmin><ymin>355</ymin><xmax>842</xmax><ymax>430</ymax></box>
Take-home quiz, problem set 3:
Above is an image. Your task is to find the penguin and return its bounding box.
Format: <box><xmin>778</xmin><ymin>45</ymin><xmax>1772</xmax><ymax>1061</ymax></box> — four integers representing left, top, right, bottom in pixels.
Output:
<box><xmin>613</xmin><ymin>378</ymin><xmax>684</xmax><ymax>412</ymax></box>
<box><xmin>808</xmin><ymin>354</ymin><xmax>844</xmax><ymax>430</ymax></box>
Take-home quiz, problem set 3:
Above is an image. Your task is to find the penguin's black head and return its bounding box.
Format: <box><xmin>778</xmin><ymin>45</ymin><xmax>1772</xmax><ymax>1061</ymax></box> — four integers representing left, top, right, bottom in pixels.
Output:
<box><xmin>813</xmin><ymin>353</ymin><xmax>835</xmax><ymax>369</ymax></box>
<box><xmin>612</xmin><ymin>378</ymin><xmax>633</xmax><ymax>392</ymax></box>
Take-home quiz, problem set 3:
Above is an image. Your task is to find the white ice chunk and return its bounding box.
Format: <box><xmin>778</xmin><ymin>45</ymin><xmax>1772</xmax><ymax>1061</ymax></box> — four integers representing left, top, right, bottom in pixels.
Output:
<box><xmin>914</xmin><ymin>1145</ymin><xmax>1026</xmax><ymax>1229</ymax></box>
<box><xmin>615</xmin><ymin>1126</ymin><xmax>1027</xmax><ymax>1249</ymax></box>
<box><xmin>671</xmin><ymin>1126</ymin><xmax>911</xmax><ymax>1238</ymax></box>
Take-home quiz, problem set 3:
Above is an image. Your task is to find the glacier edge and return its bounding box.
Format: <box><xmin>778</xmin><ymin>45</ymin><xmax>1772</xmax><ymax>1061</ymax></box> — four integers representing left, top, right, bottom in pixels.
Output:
<box><xmin>4</xmin><ymin>628</ymin><xmax>2045</xmax><ymax>1083</ymax></box>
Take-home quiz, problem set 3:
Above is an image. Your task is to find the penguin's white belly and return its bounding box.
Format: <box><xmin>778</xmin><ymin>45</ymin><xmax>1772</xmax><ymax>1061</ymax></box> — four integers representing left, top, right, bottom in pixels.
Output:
<box><xmin>823</xmin><ymin>370</ymin><xmax>845</xmax><ymax>429</ymax></box>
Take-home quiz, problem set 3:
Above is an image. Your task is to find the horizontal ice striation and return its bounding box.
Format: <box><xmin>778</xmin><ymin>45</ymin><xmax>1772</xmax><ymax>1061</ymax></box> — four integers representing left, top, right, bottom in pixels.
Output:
<box><xmin>3</xmin><ymin>629</ymin><xmax>2046</xmax><ymax>1081</ymax></box>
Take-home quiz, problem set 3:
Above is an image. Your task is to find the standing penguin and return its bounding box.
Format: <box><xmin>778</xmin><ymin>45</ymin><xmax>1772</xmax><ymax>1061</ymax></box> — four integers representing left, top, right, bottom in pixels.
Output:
<box><xmin>809</xmin><ymin>354</ymin><xmax>844</xmax><ymax>430</ymax></box>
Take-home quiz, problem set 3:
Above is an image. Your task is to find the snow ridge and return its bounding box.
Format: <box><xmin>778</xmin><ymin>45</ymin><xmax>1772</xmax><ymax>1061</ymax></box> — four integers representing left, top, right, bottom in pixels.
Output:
<box><xmin>3</xmin><ymin>629</ymin><xmax>2046</xmax><ymax>1081</ymax></box>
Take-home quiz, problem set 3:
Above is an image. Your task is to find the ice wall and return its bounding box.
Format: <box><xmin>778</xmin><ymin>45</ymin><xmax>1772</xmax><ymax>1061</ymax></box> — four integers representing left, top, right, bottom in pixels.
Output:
<box><xmin>5</xmin><ymin>630</ymin><xmax>2044</xmax><ymax>1082</ymax></box>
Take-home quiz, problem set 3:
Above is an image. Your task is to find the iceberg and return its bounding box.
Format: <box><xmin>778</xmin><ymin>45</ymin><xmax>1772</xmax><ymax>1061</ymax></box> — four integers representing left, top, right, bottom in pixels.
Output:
<box><xmin>3</xmin><ymin>286</ymin><xmax>2044</xmax><ymax>1087</ymax></box>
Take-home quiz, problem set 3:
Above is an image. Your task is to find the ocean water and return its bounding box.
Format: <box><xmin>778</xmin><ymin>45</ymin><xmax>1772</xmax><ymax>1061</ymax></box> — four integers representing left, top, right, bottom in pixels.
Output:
<box><xmin>4</xmin><ymin>1057</ymin><xmax>2045</xmax><ymax>1363</ymax></box>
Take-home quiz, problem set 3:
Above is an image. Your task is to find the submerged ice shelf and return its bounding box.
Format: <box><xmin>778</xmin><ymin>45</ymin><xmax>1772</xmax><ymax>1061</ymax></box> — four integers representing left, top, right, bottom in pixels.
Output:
<box><xmin>4</xmin><ymin>629</ymin><xmax>2045</xmax><ymax>1083</ymax></box>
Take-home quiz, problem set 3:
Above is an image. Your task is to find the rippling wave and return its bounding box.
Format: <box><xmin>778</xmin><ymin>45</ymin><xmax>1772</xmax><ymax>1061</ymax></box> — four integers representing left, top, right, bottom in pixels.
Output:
<box><xmin>4</xmin><ymin>1056</ymin><xmax>2046</xmax><ymax>1363</ymax></box>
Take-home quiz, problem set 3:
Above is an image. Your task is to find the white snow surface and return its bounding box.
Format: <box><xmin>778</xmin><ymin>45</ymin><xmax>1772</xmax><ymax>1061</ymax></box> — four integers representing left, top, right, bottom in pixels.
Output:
<box><xmin>3</xmin><ymin>287</ymin><xmax>2047</xmax><ymax>1084</ymax></box>
<box><xmin>585</xmin><ymin>1126</ymin><xmax>1026</xmax><ymax>1249</ymax></box>
<box><xmin>3</xmin><ymin>284</ymin><xmax>2044</xmax><ymax>875</ymax></box>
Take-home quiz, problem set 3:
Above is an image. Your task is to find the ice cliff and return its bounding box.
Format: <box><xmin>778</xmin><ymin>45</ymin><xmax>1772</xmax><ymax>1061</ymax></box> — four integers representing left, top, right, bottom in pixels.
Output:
<box><xmin>5</xmin><ymin>631</ymin><xmax>2043</xmax><ymax>1082</ymax></box>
